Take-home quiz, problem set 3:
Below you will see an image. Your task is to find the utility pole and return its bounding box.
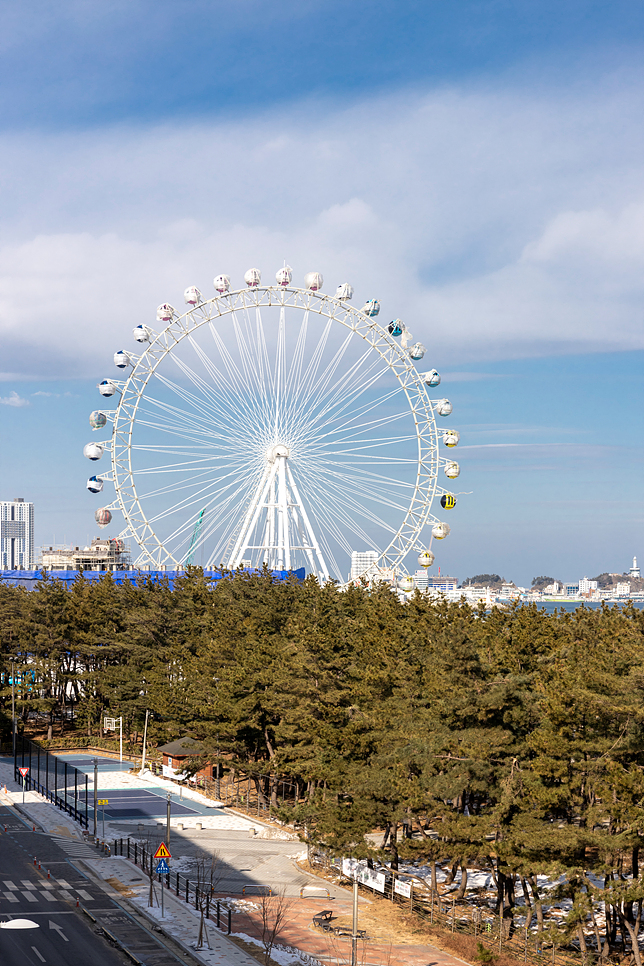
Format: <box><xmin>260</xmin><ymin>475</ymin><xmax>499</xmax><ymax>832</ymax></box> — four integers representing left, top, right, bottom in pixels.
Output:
<box><xmin>351</xmin><ymin>875</ymin><xmax>359</xmax><ymax>966</ymax></box>
<box><xmin>140</xmin><ymin>710</ymin><xmax>149</xmax><ymax>773</ymax></box>
<box><xmin>166</xmin><ymin>792</ymin><xmax>171</xmax><ymax>847</ymax></box>
<box><xmin>93</xmin><ymin>758</ymin><xmax>98</xmax><ymax>838</ymax></box>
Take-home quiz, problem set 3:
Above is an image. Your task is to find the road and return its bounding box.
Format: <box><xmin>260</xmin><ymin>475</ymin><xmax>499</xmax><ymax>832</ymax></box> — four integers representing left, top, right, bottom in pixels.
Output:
<box><xmin>0</xmin><ymin>805</ymin><xmax>186</xmax><ymax>966</ymax></box>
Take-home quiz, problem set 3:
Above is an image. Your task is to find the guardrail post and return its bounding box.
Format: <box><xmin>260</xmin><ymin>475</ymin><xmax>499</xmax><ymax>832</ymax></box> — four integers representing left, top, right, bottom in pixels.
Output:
<box><xmin>186</xmin><ymin>879</ymin><xmax>189</xmax><ymax>903</ymax></box>
<box><xmin>176</xmin><ymin>872</ymin><xmax>179</xmax><ymax>896</ymax></box>
<box><xmin>217</xmin><ymin>901</ymin><xmax>220</xmax><ymax>929</ymax></box>
<box><xmin>227</xmin><ymin>909</ymin><xmax>231</xmax><ymax>935</ymax></box>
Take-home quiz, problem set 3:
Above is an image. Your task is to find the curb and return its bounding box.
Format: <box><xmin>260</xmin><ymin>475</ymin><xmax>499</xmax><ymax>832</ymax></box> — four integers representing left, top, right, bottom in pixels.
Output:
<box><xmin>80</xmin><ymin>905</ymin><xmax>146</xmax><ymax>966</ymax></box>
<box><xmin>74</xmin><ymin>857</ymin><xmax>242</xmax><ymax>966</ymax></box>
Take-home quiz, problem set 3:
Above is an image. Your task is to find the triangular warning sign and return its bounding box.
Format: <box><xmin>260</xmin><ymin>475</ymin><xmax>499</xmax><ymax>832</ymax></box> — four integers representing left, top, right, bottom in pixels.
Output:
<box><xmin>154</xmin><ymin>842</ymin><xmax>171</xmax><ymax>859</ymax></box>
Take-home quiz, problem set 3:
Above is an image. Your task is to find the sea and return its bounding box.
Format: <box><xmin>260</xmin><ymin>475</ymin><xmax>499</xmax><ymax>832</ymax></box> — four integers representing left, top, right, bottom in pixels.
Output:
<box><xmin>532</xmin><ymin>600</ymin><xmax>644</xmax><ymax>614</ymax></box>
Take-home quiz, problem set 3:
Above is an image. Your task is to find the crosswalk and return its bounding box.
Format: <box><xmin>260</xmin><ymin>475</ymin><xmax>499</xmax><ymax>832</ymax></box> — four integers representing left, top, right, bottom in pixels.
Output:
<box><xmin>51</xmin><ymin>834</ymin><xmax>101</xmax><ymax>858</ymax></box>
<box><xmin>1</xmin><ymin>878</ymin><xmax>95</xmax><ymax>904</ymax></box>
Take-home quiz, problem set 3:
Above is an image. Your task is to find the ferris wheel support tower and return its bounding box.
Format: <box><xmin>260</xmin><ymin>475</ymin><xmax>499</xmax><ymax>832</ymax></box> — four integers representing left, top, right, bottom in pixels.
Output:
<box><xmin>227</xmin><ymin>442</ymin><xmax>329</xmax><ymax>577</ymax></box>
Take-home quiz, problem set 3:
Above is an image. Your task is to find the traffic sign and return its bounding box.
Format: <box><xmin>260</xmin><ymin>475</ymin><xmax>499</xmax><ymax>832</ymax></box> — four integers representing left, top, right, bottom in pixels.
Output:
<box><xmin>97</xmin><ymin>799</ymin><xmax>109</xmax><ymax>805</ymax></box>
<box><xmin>154</xmin><ymin>842</ymin><xmax>171</xmax><ymax>859</ymax></box>
<box><xmin>19</xmin><ymin>767</ymin><xmax>29</xmax><ymax>777</ymax></box>
<box><xmin>155</xmin><ymin>858</ymin><xmax>170</xmax><ymax>875</ymax></box>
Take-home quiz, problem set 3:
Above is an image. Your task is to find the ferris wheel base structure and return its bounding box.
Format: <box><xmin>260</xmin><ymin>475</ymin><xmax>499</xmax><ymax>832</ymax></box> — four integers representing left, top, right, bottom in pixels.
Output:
<box><xmin>0</xmin><ymin>567</ymin><xmax>305</xmax><ymax>592</ymax></box>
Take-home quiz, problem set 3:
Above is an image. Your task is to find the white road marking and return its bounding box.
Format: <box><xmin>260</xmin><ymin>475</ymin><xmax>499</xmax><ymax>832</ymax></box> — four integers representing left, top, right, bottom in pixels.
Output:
<box><xmin>58</xmin><ymin>891</ymin><xmax>74</xmax><ymax>901</ymax></box>
<box><xmin>55</xmin><ymin>880</ymin><xmax>71</xmax><ymax>889</ymax></box>
<box><xmin>22</xmin><ymin>891</ymin><xmax>37</xmax><ymax>902</ymax></box>
<box><xmin>3</xmin><ymin>892</ymin><xmax>19</xmax><ymax>902</ymax></box>
<box><xmin>76</xmin><ymin>889</ymin><xmax>93</xmax><ymax>901</ymax></box>
<box><xmin>22</xmin><ymin>881</ymin><xmax>36</xmax><ymax>889</ymax></box>
<box><xmin>40</xmin><ymin>892</ymin><xmax>57</xmax><ymax>902</ymax></box>
<box><xmin>49</xmin><ymin>921</ymin><xmax>68</xmax><ymax>941</ymax></box>
<box><xmin>31</xmin><ymin>947</ymin><xmax>46</xmax><ymax>962</ymax></box>
<box><xmin>3</xmin><ymin>881</ymin><xmax>17</xmax><ymax>889</ymax></box>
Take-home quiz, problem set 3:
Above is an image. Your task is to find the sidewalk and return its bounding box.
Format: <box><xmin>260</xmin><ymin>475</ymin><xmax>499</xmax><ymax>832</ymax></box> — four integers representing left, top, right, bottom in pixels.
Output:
<box><xmin>81</xmin><ymin>854</ymin><xmax>260</xmax><ymax>966</ymax></box>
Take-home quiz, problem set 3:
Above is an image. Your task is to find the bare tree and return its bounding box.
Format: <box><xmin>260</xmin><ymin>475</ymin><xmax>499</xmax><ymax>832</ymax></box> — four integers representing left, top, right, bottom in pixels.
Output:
<box><xmin>255</xmin><ymin>889</ymin><xmax>294</xmax><ymax>966</ymax></box>
<box><xmin>194</xmin><ymin>849</ymin><xmax>225</xmax><ymax>949</ymax></box>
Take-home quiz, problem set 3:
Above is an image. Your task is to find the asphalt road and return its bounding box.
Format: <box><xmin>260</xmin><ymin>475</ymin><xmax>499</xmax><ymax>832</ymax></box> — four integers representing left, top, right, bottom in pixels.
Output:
<box><xmin>0</xmin><ymin>805</ymin><xmax>186</xmax><ymax>966</ymax></box>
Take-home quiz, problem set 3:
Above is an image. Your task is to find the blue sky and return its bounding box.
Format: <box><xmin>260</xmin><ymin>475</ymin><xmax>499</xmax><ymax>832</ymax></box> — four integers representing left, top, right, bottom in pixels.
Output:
<box><xmin>0</xmin><ymin>0</ymin><xmax>642</xmax><ymax>585</ymax></box>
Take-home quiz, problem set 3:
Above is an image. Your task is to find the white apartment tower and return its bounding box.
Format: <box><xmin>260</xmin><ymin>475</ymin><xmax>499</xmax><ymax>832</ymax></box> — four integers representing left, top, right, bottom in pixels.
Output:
<box><xmin>0</xmin><ymin>498</ymin><xmax>35</xmax><ymax>570</ymax></box>
<box><xmin>350</xmin><ymin>550</ymin><xmax>379</xmax><ymax>581</ymax></box>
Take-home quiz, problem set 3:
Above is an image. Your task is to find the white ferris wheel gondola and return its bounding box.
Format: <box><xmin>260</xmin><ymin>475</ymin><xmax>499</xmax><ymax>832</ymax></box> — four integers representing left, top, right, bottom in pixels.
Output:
<box><xmin>86</xmin><ymin>268</ymin><xmax>462</xmax><ymax>582</ymax></box>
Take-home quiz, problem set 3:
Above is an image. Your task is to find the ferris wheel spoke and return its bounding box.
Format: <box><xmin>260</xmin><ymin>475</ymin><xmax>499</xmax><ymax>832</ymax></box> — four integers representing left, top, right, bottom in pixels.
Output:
<box><xmin>137</xmin><ymin>390</ymin><xmax>248</xmax><ymax>443</ymax></box>
<box><xmin>287</xmin><ymin>329</ymin><xmax>361</xmax><ymax>431</ymax></box>
<box><xmin>152</xmin><ymin>370</ymin><xmax>249</xmax><ymax>442</ymax></box>
<box><xmin>308</xmin><ymin>388</ymin><xmax>410</xmax><ymax>442</ymax></box>
<box><xmin>143</xmin><ymin>468</ymin><xmax>257</xmax><ymax>536</ymax></box>
<box><xmin>169</xmin><ymin>478</ymin><xmax>258</xmax><ymax>559</ymax></box>
<box><xmin>299</xmin><ymin>348</ymin><xmax>386</xmax><ymax>430</ymax></box>
<box><xmin>284</xmin><ymin>309</ymin><xmax>310</xmax><ymax>399</ymax></box>
<box><xmin>305</xmin><ymin>473</ymin><xmax>400</xmax><ymax>544</ymax></box>
<box><xmin>207</xmin><ymin>324</ymin><xmax>271</xmax><ymax>430</ymax></box>
<box><xmin>309</xmin><ymin>433</ymin><xmax>420</xmax><ymax>454</ymax></box>
<box><xmin>178</xmin><ymin>341</ymin><xmax>267</xmax><ymax>432</ymax></box>
<box><xmin>303</xmin><ymin>479</ymin><xmax>384</xmax><ymax>560</ymax></box>
<box><xmin>311</xmin><ymin>409</ymin><xmax>412</xmax><ymax>446</ymax></box>
<box><xmin>303</xmin><ymin>466</ymin><xmax>411</xmax><ymax>517</ymax></box>
<box><xmin>302</xmin><ymin>365</ymin><xmax>403</xmax><ymax>440</ymax></box>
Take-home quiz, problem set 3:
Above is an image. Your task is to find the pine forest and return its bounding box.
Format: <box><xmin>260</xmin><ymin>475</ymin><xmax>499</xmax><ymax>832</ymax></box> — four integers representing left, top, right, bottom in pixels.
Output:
<box><xmin>2</xmin><ymin>568</ymin><xmax>644</xmax><ymax>962</ymax></box>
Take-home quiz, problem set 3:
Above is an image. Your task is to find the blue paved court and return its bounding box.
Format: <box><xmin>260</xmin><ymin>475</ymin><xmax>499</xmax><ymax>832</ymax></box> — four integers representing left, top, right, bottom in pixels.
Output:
<box><xmin>87</xmin><ymin>787</ymin><xmax>199</xmax><ymax>819</ymax></box>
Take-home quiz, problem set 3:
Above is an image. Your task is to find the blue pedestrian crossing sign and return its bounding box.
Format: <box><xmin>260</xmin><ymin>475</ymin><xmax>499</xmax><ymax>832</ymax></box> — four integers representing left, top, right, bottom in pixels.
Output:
<box><xmin>155</xmin><ymin>858</ymin><xmax>170</xmax><ymax>875</ymax></box>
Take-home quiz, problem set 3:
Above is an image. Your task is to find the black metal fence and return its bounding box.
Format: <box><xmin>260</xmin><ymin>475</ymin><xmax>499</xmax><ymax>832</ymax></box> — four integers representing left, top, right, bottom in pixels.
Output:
<box><xmin>114</xmin><ymin>837</ymin><xmax>235</xmax><ymax>933</ymax></box>
<box><xmin>14</xmin><ymin>735</ymin><xmax>89</xmax><ymax>829</ymax></box>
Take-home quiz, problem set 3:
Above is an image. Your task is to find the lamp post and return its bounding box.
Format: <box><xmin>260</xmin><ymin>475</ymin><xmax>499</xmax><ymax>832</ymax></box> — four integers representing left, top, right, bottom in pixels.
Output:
<box><xmin>11</xmin><ymin>661</ymin><xmax>16</xmax><ymax>759</ymax></box>
<box><xmin>166</xmin><ymin>792</ymin><xmax>171</xmax><ymax>847</ymax></box>
<box><xmin>351</xmin><ymin>875</ymin><xmax>359</xmax><ymax>966</ymax></box>
<box><xmin>93</xmin><ymin>758</ymin><xmax>98</xmax><ymax>838</ymax></box>
<box><xmin>140</xmin><ymin>710</ymin><xmax>149</xmax><ymax>773</ymax></box>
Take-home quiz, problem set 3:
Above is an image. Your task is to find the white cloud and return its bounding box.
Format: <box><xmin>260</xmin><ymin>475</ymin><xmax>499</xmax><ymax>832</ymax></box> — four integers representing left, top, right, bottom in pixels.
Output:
<box><xmin>0</xmin><ymin>390</ymin><xmax>29</xmax><ymax>406</ymax></box>
<box><xmin>0</xmin><ymin>73</ymin><xmax>642</xmax><ymax>379</ymax></box>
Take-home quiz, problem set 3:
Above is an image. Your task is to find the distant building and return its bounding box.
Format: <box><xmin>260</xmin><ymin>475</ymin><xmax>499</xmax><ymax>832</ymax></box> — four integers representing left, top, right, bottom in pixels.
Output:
<box><xmin>615</xmin><ymin>582</ymin><xmax>631</xmax><ymax>597</ymax></box>
<box><xmin>544</xmin><ymin>581</ymin><xmax>561</xmax><ymax>595</ymax></box>
<box><xmin>0</xmin><ymin>498</ymin><xmax>35</xmax><ymax>570</ymax></box>
<box><xmin>38</xmin><ymin>537</ymin><xmax>130</xmax><ymax>571</ymax></box>
<box><xmin>578</xmin><ymin>577</ymin><xmax>598</xmax><ymax>595</ymax></box>
<box><xmin>414</xmin><ymin>569</ymin><xmax>428</xmax><ymax>591</ymax></box>
<box><xmin>426</xmin><ymin>575</ymin><xmax>458</xmax><ymax>592</ymax></box>
<box><xmin>158</xmin><ymin>736</ymin><xmax>215</xmax><ymax>782</ymax></box>
<box><xmin>350</xmin><ymin>550</ymin><xmax>379</xmax><ymax>580</ymax></box>
<box><xmin>564</xmin><ymin>583</ymin><xmax>579</xmax><ymax>596</ymax></box>
<box><xmin>630</xmin><ymin>556</ymin><xmax>641</xmax><ymax>579</ymax></box>
<box><xmin>501</xmin><ymin>583</ymin><xmax>520</xmax><ymax>596</ymax></box>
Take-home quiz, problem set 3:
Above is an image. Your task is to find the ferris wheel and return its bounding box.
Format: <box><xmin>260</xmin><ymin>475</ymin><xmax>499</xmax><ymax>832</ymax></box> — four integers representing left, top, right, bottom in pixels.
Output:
<box><xmin>83</xmin><ymin>266</ymin><xmax>461</xmax><ymax>585</ymax></box>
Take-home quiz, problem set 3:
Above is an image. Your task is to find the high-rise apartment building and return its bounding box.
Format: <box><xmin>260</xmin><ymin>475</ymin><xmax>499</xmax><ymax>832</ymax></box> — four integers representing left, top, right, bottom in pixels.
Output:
<box><xmin>0</xmin><ymin>498</ymin><xmax>35</xmax><ymax>570</ymax></box>
<box><xmin>350</xmin><ymin>550</ymin><xmax>379</xmax><ymax>580</ymax></box>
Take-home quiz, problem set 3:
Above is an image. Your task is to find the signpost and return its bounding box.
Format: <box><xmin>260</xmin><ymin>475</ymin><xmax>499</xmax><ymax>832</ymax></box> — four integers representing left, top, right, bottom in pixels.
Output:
<box><xmin>19</xmin><ymin>766</ymin><xmax>28</xmax><ymax>804</ymax></box>
<box><xmin>154</xmin><ymin>844</ymin><xmax>172</xmax><ymax>919</ymax></box>
<box><xmin>97</xmin><ymin>799</ymin><xmax>108</xmax><ymax>838</ymax></box>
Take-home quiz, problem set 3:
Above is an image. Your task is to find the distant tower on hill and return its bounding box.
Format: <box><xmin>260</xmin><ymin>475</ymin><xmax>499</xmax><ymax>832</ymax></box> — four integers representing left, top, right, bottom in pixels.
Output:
<box><xmin>630</xmin><ymin>556</ymin><xmax>641</xmax><ymax>579</ymax></box>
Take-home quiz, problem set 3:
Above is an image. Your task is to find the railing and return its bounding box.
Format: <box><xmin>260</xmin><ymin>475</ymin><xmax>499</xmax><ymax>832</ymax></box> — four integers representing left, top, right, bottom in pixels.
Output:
<box><xmin>114</xmin><ymin>837</ymin><xmax>234</xmax><ymax>934</ymax></box>
<box><xmin>307</xmin><ymin>853</ymin><xmax>584</xmax><ymax>966</ymax></box>
<box><xmin>14</xmin><ymin>735</ymin><xmax>89</xmax><ymax>829</ymax></box>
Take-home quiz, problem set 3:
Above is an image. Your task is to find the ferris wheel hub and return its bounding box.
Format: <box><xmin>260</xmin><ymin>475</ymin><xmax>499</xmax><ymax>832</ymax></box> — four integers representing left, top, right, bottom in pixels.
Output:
<box><xmin>267</xmin><ymin>443</ymin><xmax>290</xmax><ymax>462</ymax></box>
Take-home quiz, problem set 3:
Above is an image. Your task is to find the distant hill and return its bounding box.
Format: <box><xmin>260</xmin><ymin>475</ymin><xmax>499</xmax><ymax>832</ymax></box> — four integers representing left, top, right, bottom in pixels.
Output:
<box><xmin>592</xmin><ymin>572</ymin><xmax>644</xmax><ymax>592</ymax></box>
<box><xmin>461</xmin><ymin>574</ymin><xmax>505</xmax><ymax>587</ymax></box>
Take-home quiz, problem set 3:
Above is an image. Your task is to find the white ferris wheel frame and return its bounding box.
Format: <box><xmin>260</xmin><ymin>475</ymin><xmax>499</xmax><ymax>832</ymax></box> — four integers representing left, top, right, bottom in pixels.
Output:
<box><xmin>105</xmin><ymin>285</ymin><xmax>441</xmax><ymax>575</ymax></box>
